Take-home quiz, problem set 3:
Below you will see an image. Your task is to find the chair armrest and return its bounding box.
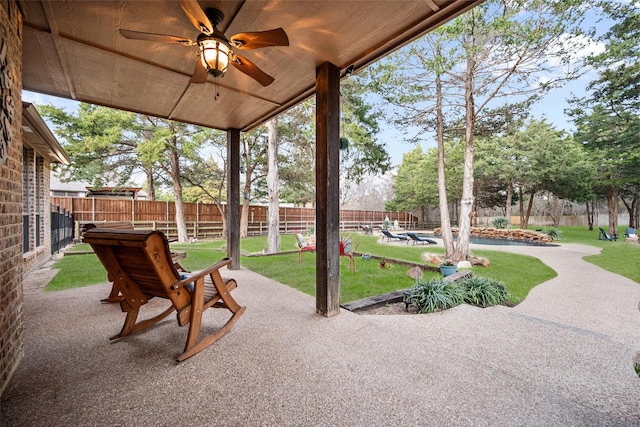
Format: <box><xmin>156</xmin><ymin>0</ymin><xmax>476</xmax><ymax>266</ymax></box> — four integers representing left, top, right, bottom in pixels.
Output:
<box><xmin>170</xmin><ymin>258</ymin><xmax>232</xmax><ymax>291</ymax></box>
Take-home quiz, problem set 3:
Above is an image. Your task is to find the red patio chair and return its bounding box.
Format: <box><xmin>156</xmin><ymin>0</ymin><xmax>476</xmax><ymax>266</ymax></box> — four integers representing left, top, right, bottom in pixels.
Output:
<box><xmin>296</xmin><ymin>233</ymin><xmax>316</xmax><ymax>263</ymax></box>
<box><xmin>340</xmin><ymin>235</ymin><xmax>357</xmax><ymax>276</ymax></box>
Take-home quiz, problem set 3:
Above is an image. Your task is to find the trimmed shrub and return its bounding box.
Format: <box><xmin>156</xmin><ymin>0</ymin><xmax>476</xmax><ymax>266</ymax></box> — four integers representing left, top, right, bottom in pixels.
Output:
<box><xmin>460</xmin><ymin>276</ymin><xmax>508</xmax><ymax>307</ymax></box>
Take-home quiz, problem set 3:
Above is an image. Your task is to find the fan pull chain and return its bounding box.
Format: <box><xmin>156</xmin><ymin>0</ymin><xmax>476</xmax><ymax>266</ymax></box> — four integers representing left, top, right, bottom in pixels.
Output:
<box><xmin>213</xmin><ymin>78</ymin><xmax>220</xmax><ymax>101</ymax></box>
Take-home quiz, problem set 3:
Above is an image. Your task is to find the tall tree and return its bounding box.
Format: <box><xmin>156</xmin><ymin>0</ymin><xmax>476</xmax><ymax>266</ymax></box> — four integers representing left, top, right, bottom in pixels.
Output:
<box><xmin>136</xmin><ymin>116</ymin><xmax>206</xmax><ymax>242</ymax></box>
<box><xmin>40</xmin><ymin>103</ymin><xmax>212</xmax><ymax>242</ymax></box>
<box><xmin>277</xmin><ymin>77</ymin><xmax>390</xmax><ymax>207</ymax></box>
<box><xmin>278</xmin><ymin>100</ymin><xmax>316</xmax><ymax>206</ymax></box>
<box><xmin>239</xmin><ymin>126</ymin><xmax>269</xmax><ymax>238</ymax></box>
<box><xmin>569</xmin><ymin>1</ymin><xmax>640</xmax><ymax>233</ymax></box>
<box><xmin>369</xmin><ymin>0</ymin><xmax>590</xmax><ymax>261</ymax></box>
<box><xmin>477</xmin><ymin>119</ymin><xmax>593</xmax><ymax>228</ymax></box>
<box><xmin>38</xmin><ymin>103</ymin><xmax>141</xmax><ymax>188</ymax></box>
<box><xmin>181</xmin><ymin>128</ymin><xmax>238</xmax><ymax>237</ymax></box>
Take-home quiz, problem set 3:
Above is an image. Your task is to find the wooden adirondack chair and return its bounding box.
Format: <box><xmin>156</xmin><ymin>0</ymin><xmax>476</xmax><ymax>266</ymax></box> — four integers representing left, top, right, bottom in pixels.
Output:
<box><xmin>83</xmin><ymin>229</ymin><xmax>245</xmax><ymax>362</ymax></box>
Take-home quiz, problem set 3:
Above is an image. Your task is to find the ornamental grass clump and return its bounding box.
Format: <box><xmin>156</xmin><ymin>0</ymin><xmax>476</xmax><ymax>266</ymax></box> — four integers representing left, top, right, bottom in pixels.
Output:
<box><xmin>545</xmin><ymin>228</ymin><xmax>563</xmax><ymax>240</ymax></box>
<box><xmin>407</xmin><ymin>275</ymin><xmax>510</xmax><ymax>313</ymax></box>
<box><xmin>459</xmin><ymin>276</ymin><xmax>509</xmax><ymax>308</ymax></box>
<box><xmin>408</xmin><ymin>278</ymin><xmax>466</xmax><ymax>313</ymax></box>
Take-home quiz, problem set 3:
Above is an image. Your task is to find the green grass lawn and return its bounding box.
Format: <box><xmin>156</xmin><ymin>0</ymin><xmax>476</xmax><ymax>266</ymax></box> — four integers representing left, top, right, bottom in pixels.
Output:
<box><xmin>45</xmin><ymin>253</ymin><xmax>110</xmax><ymax>292</ymax></box>
<box><xmin>45</xmin><ymin>225</ymin><xmax>639</xmax><ymax>304</ymax></box>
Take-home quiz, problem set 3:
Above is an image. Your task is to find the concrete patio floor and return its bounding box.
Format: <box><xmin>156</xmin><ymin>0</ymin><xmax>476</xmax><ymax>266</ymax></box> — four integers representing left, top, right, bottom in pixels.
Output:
<box><xmin>2</xmin><ymin>242</ymin><xmax>640</xmax><ymax>426</ymax></box>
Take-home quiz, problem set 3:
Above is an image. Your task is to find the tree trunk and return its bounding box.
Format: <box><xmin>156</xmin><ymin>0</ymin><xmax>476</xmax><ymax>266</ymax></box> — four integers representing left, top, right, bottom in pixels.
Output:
<box><xmin>606</xmin><ymin>185</ymin><xmax>619</xmax><ymax>237</ymax></box>
<box><xmin>434</xmin><ymin>57</ymin><xmax>454</xmax><ymax>257</ymax></box>
<box><xmin>548</xmin><ymin>193</ymin><xmax>564</xmax><ymax>228</ymax></box>
<box><xmin>144</xmin><ymin>167</ymin><xmax>155</xmax><ymax>201</ymax></box>
<box><xmin>215</xmin><ymin>200</ymin><xmax>227</xmax><ymax>238</ymax></box>
<box><xmin>266</xmin><ymin>118</ymin><xmax>280</xmax><ymax>253</ymax></box>
<box><xmin>518</xmin><ymin>186</ymin><xmax>525</xmax><ymax>228</ymax></box>
<box><xmin>240</xmin><ymin>196</ymin><xmax>250</xmax><ymax>238</ymax></box>
<box><xmin>636</xmin><ymin>195</ymin><xmax>640</xmax><ymax>230</ymax></box>
<box><xmin>621</xmin><ymin>195</ymin><xmax>637</xmax><ymax>228</ymax></box>
<box><xmin>521</xmin><ymin>190</ymin><xmax>536</xmax><ymax>230</ymax></box>
<box><xmin>585</xmin><ymin>199</ymin><xmax>593</xmax><ymax>231</ymax></box>
<box><xmin>505</xmin><ymin>184</ymin><xmax>513</xmax><ymax>228</ymax></box>
<box><xmin>556</xmin><ymin>197</ymin><xmax>566</xmax><ymax>228</ymax></box>
<box><xmin>169</xmin><ymin>144</ymin><xmax>188</xmax><ymax>242</ymax></box>
<box><xmin>452</xmin><ymin>54</ymin><xmax>476</xmax><ymax>263</ymax></box>
<box><xmin>239</xmin><ymin>160</ymin><xmax>253</xmax><ymax>238</ymax></box>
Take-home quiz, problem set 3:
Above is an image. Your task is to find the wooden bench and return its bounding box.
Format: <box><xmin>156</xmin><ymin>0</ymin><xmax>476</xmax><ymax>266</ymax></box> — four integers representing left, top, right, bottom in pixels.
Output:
<box><xmin>83</xmin><ymin>229</ymin><xmax>245</xmax><ymax>362</ymax></box>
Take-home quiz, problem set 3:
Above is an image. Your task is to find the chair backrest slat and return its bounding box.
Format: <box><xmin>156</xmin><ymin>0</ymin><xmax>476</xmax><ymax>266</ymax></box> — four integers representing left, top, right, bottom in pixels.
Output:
<box><xmin>84</xmin><ymin>229</ymin><xmax>191</xmax><ymax>310</ymax></box>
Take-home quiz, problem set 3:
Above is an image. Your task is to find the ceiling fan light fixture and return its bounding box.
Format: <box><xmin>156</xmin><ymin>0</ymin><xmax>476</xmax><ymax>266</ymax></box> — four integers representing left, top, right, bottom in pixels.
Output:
<box><xmin>199</xmin><ymin>35</ymin><xmax>232</xmax><ymax>77</ymax></box>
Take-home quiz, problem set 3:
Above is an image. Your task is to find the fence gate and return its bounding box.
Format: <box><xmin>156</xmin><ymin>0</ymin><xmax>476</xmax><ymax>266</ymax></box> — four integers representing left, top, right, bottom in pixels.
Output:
<box><xmin>51</xmin><ymin>205</ymin><xmax>74</xmax><ymax>254</ymax></box>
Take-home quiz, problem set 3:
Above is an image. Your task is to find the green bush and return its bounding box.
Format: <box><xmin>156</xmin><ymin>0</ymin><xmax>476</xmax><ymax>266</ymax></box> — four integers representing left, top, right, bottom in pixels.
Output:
<box><xmin>408</xmin><ymin>275</ymin><xmax>510</xmax><ymax>313</ymax></box>
<box><xmin>492</xmin><ymin>217</ymin><xmax>509</xmax><ymax>229</ymax></box>
<box><xmin>545</xmin><ymin>228</ymin><xmax>563</xmax><ymax>240</ymax></box>
<box><xmin>459</xmin><ymin>276</ymin><xmax>508</xmax><ymax>307</ymax></box>
<box><xmin>408</xmin><ymin>278</ymin><xmax>466</xmax><ymax>313</ymax></box>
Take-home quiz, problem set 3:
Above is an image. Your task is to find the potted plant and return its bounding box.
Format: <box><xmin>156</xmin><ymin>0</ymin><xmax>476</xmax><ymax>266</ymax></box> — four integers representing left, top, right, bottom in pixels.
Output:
<box><xmin>439</xmin><ymin>259</ymin><xmax>457</xmax><ymax>277</ymax></box>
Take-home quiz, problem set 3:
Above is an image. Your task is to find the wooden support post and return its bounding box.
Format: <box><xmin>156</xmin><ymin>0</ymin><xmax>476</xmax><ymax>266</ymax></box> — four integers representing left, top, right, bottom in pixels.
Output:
<box><xmin>315</xmin><ymin>62</ymin><xmax>341</xmax><ymax>317</ymax></box>
<box><xmin>227</xmin><ymin>128</ymin><xmax>241</xmax><ymax>269</ymax></box>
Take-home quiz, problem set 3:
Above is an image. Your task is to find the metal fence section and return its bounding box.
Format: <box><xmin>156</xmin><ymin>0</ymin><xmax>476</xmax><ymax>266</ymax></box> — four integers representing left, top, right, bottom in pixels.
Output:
<box><xmin>51</xmin><ymin>205</ymin><xmax>74</xmax><ymax>254</ymax></box>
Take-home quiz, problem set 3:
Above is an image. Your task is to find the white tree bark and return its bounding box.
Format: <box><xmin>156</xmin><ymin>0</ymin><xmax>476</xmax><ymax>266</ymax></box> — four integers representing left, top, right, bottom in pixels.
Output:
<box><xmin>266</xmin><ymin>118</ymin><xmax>280</xmax><ymax>253</ymax></box>
<box><xmin>169</xmin><ymin>142</ymin><xmax>189</xmax><ymax>242</ymax></box>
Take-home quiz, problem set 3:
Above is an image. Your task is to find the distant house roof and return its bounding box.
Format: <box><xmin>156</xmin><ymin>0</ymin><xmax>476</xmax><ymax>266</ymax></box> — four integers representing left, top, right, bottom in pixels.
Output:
<box><xmin>86</xmin><ymin>187</ymin><xmax>144</xmax><ymax>199</ymax></box>
<box><xmin>22</xmin><ymin>102</ymin><xmax>70</xmax><ymax>165</ymax></box>
<box><xmin>50</xmin><ymin>172</ymin><xmax>148</xmax><ymax>199</ymax></box>
<box><xmin>50</xmin><ymin>173</ymin><xmax>90</xmax><ymax>196</ymax></box>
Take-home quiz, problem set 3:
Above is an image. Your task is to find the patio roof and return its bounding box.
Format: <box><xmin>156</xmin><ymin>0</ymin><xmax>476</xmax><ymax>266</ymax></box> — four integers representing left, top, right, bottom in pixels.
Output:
<box><xmin>21</xmin><ymin>0</ymin><xmax>483</xmax><ymax>132</ymax></box>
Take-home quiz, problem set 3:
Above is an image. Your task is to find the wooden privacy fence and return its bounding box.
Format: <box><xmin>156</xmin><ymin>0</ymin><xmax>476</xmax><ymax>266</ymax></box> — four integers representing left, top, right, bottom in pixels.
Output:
<box><xmin>52</xmin><ymin>197</ymin><xmax>417</xmax><ymax>240</ymax></box>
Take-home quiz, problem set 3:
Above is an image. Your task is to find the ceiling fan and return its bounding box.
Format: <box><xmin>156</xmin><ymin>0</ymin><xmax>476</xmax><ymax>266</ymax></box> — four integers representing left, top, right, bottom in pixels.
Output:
<box><xmin>119</xmin><ymin>0</ymin><xmax>289</xmax><ymax>86</ymax></box>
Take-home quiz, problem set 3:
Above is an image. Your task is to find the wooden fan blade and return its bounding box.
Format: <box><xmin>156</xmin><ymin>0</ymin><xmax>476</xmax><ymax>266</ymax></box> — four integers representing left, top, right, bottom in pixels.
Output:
<box><xmin>190</xmin><ymin>60</ymin><xmax>208</xmax><ymax>84</ymax></box>
<box><xmin>179</xmin><ymin>0</ymin><xmax>213</xmax><ymax>35</ymax></box>
<box><xmin>119</xmin><ymin>29</ymin><xmax>196</xmax><ymax>46</ymax></box>
<box><xmin>230</xmin><ymin>28</ymin><xmax>289</xmax><ymax>50</ymax></box>
<box><xmin>231</xmin><ymin>56</ymin><xmax>275</xmax><ymax>86</ymax></box>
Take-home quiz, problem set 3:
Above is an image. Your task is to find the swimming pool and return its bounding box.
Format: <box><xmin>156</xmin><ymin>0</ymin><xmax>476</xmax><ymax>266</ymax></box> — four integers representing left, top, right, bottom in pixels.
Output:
<box><xmin>468</xmin><ymin>236</ymin><xmax>555</xmax><ymax>246</ymax></box>
<box><xmin>421</xmin><ymin>234</ymin><xmax>556</xmax><ymax>246</ymax></box>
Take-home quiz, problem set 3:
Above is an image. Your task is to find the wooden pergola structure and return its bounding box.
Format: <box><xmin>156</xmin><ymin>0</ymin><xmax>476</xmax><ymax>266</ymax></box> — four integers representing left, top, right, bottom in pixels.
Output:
<box><xmin>21</xmin><ymin>0</ymin><xmax>483</xmax><ymax>317</ymax></box>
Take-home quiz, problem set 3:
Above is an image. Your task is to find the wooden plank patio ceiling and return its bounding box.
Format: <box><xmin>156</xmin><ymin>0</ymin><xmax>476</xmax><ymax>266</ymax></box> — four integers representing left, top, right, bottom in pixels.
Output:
<box><xmin>21</xmin><ymin>0</ymin><xmax>483</xmax><ymax>132</ymax></box>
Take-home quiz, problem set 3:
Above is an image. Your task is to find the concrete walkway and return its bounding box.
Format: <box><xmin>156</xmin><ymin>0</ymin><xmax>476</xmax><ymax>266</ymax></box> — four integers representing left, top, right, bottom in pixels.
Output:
<box><xmin>2</xmin><ymin>242</ymin><xmax>640</xmax><ymax>426</ymax></box>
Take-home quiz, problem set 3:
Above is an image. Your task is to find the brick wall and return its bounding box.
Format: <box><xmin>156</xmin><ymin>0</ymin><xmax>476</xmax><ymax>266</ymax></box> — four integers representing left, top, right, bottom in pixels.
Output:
<box><xmin>0</xmin><ymin>0</ymin><xmax>23</xmax><ymax>397</ymax></box>
<box><xmin>22</xmin><ymin>149</ymin><xmax>52</xmax><ymax>273</ymax></box>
